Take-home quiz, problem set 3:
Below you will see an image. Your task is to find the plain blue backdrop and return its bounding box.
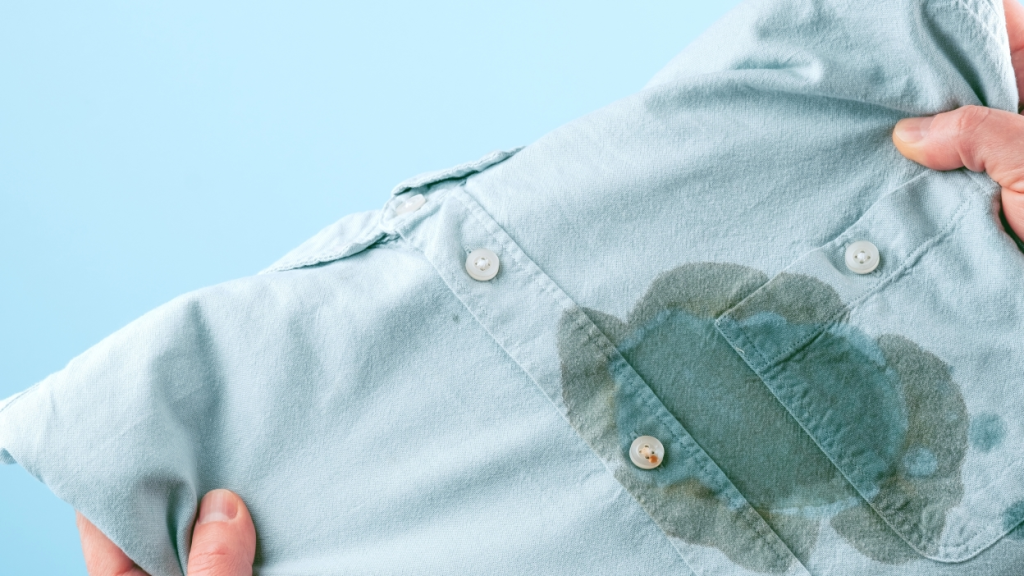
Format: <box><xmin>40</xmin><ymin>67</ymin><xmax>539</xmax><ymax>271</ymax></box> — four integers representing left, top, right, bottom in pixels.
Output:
<box><xmin>0</xmin><ymin>2</ymin><xmax>741</xmax><ymax>573</ymax></box>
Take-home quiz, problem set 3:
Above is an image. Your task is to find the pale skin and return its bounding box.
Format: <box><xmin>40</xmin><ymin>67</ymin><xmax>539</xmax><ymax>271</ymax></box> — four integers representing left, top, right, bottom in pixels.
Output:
<box><xmin>76</xmin><ymin>490</ymin><xmax>255</xmax><ymax>576</ymax></box>
<box><xmin>75</xmin><ymin>2</ymin><xmax>1024</xmax><ymax>575</ymax></box>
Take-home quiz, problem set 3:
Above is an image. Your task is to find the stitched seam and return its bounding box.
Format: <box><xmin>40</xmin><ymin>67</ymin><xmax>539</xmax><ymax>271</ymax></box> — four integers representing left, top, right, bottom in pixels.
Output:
<box><xmin>764</xmin><ymin>325</ymin><xmax>1003</xmax><ymax>560</ymax></box>
<box><xmin>729</xmin><ymin>189</ymin><xmax>1004</xmax><ymax>559</ymax></box>
<box><xmin>714</xmin><ymin>170</ymin><xmax>935</xmax><ymax>368</ymax></box>
<box><xmin>604</xmin><ymin>351</ymin><xmax>796</xmax><ymax>565</ymax></box>
<box><xmin>395</xmin><ymin>190</ymin><xmax>569</xmax><ymax>417</ymax></box>
<box><xmin>757</xmin><ymin>168</ymin><xmax>990</xmax><ymax>371</ymax></box>
<box><xmin>448</xmin><ymin>188</ymin><xmax>805</xmax><ymax>572</ymax></box>
<box><xmin>759</xmin><ymin>194</ymin><xmax>972</xmax><ymax>369</ymax></box>
<box><xmin>856</xmin><ymin>243</ymin><xmax>1024</xmax><ymax>556</ymax></box>
<box><xmin>735</xmin><ymin>319</ymin><xmax>980</xmax><ymax>560</ymax></box>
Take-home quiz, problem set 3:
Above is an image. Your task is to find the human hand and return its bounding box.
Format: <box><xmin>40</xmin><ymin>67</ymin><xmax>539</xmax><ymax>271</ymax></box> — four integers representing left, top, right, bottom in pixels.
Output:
<box><xmin>893</xmin><ymin>0</ymin><xmax>1024</xmax><ymax>240</ymax></box>
<box><xmin>76</xmin><ymin>489</ymin><xmax>256</xmax><ymax>576</ymax></box>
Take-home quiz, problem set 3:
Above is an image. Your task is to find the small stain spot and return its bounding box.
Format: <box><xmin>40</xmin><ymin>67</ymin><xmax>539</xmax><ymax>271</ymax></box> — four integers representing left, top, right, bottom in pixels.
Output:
<box><xmin>969</xmin><ymin>413</ymin><xmax>1006</xmax><ymax>452</ymax></box>
<box><xmin>649</xmin><ymin>455</ymin><xmax>658</xmax><ymax>464</ymax></box>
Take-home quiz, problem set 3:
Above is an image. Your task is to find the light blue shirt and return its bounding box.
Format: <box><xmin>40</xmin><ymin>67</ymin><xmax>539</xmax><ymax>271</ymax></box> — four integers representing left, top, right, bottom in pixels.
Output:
<box><xmin>3</xmin><ymin>0</ymin><xmax>1023</xmax><ymax>574</ymax></box>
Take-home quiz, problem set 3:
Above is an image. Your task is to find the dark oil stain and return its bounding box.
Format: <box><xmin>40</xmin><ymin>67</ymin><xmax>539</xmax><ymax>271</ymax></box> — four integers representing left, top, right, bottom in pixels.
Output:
<box><xmin>1003</xmin><ymin>500</ymin><xmax>1024</xmax><ymax>541</ymax></box>
<box><xmin>830</xmin><ymin>504</ymin><xmax>918</xmax><ymax>564</ymax></box>
<box><xmin>869</xmin><ymin>335</ymin><xmax>968</xmax><ymax>552</ymax></box>
<box><xmin>559</xmin><ymin>288</ymin><xmax>795</xmax><ymax>573</ymax></box>
<box><xmin>558</xmin><ymin>262</ymin><xmax>970</xmax><ymax>569</ymax></box>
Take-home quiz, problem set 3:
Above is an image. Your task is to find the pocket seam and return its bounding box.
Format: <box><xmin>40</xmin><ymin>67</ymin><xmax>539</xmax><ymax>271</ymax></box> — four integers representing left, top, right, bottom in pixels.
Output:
<box><xmin>714</xmin><ymin>173</ymin><xmax>1010</xmax><ymax>562</ymax></box>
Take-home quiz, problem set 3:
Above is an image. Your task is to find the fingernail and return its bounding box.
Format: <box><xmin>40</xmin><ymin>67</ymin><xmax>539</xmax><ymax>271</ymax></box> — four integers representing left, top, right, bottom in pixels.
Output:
<box><xmin>198</xmin><ymin>490</ymin><xmax>238</xmax><ymax>525</ymax></box>
<box><xmin>894</xmin><ymin>116</ymin><xmax>933</xmax><ymax>143</ymax></box>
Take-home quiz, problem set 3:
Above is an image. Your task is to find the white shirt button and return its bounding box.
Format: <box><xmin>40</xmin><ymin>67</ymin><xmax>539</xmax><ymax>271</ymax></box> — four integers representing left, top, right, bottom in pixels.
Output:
<box><xmin>845</xmin><ymin>240</ymin><xmax>880</xmax><ymax>274</ymax></box>
<box><xmin>629</xmin><ymin>435</ymin><xmax>665</xmax><ymax>470</ymax></box>
<box><xmin>465</xmin><ymin>248</ymin><xmax>500</xmax><ymax>281</ymax></box>
<box><xmin>394</xmin><ymin>194</ymin><xmax>426</xmax><ymax>215</ymax></box>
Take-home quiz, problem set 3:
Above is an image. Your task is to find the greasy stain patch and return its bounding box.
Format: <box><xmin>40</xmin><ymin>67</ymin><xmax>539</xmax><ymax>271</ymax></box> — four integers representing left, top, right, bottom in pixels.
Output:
<box><xmin>1003</xmin><ymin>501</ymin><xmax>1024</xmax><ymax>541</ymax></box>
<box><xmin>558</xmin><ymin>262</ymin><xmax>971</xmax><ymax>569</ymax></box>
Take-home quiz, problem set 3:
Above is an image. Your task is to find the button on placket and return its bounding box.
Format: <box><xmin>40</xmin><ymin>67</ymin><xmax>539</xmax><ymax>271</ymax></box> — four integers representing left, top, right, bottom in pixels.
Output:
<box><xmin>395</xmin><ymin>186</ymin><xmax>810</xmax><ymax>576</ymax></box>
<box><xmin>465</xmin><ymin>248</ymin><xmax>500</xmax><ymax>281</ymax></box>
<box><xmin>394</xmin><ymin>193</ymin><xmax>426</xmax><ymax>215</ymax></box>
<box><xmin>845</xmin><ymin>240</ymin><xmax>879</xmax><ymax>274</ymax></box>
<box><xmin>381</xmin><ymin>192</ymin><xmax>435</xmax><ymax>235</ymax></box>
<box><xmin>629</xmin><ymin>435</ymin><xmax>665</xmax><ymax>469</ymax></box>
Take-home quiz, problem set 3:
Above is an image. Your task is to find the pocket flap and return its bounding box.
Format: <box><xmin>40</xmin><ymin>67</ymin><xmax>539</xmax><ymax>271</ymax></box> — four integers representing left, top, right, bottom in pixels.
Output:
<box><xmin>714</xmin><ymin>170</ymin><xmax>1024</xmax><ymax>562</ymax></box>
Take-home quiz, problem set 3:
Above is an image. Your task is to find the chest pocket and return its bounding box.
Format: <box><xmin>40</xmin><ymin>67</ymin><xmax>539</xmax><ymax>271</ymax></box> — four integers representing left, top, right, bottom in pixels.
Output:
<box><xmin>713</xmin><ymin>169</ymin><xmax>1024</xmax><ymax>562</ymax></box>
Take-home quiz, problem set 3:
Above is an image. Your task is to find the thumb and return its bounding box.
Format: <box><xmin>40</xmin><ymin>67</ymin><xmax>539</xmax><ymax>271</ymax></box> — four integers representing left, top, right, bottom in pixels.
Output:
<box><xmin>186</xmin><ymin>490</ymin><xmax>256</xmax><ymax>576</ymax></box>
<box><xmin>893</xmin><ymin>105</ymin><xmax>1024</xmax><ymax>239</ymax></box>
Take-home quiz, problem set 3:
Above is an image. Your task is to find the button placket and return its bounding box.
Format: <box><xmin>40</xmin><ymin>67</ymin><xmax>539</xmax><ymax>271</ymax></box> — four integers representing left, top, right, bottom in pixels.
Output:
<box><xmin>392</xmin><ymin>185</ymin><xmax>810</xmax><ymax>576</ymax></box>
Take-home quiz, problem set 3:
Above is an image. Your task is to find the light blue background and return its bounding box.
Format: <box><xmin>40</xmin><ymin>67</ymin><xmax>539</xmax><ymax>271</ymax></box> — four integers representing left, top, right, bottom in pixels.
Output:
<box><xmin>0</xmin><ymin>2</ymin><xmax>740</xmax><ymax>573</ymax></box>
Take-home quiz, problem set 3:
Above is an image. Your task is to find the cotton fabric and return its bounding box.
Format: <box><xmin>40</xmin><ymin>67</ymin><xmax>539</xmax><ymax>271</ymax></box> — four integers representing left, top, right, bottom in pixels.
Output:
<box><xmin>3</xmin><ymin>0</ymin><xmax>1024</xmax><ymax>574</ymax></box>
